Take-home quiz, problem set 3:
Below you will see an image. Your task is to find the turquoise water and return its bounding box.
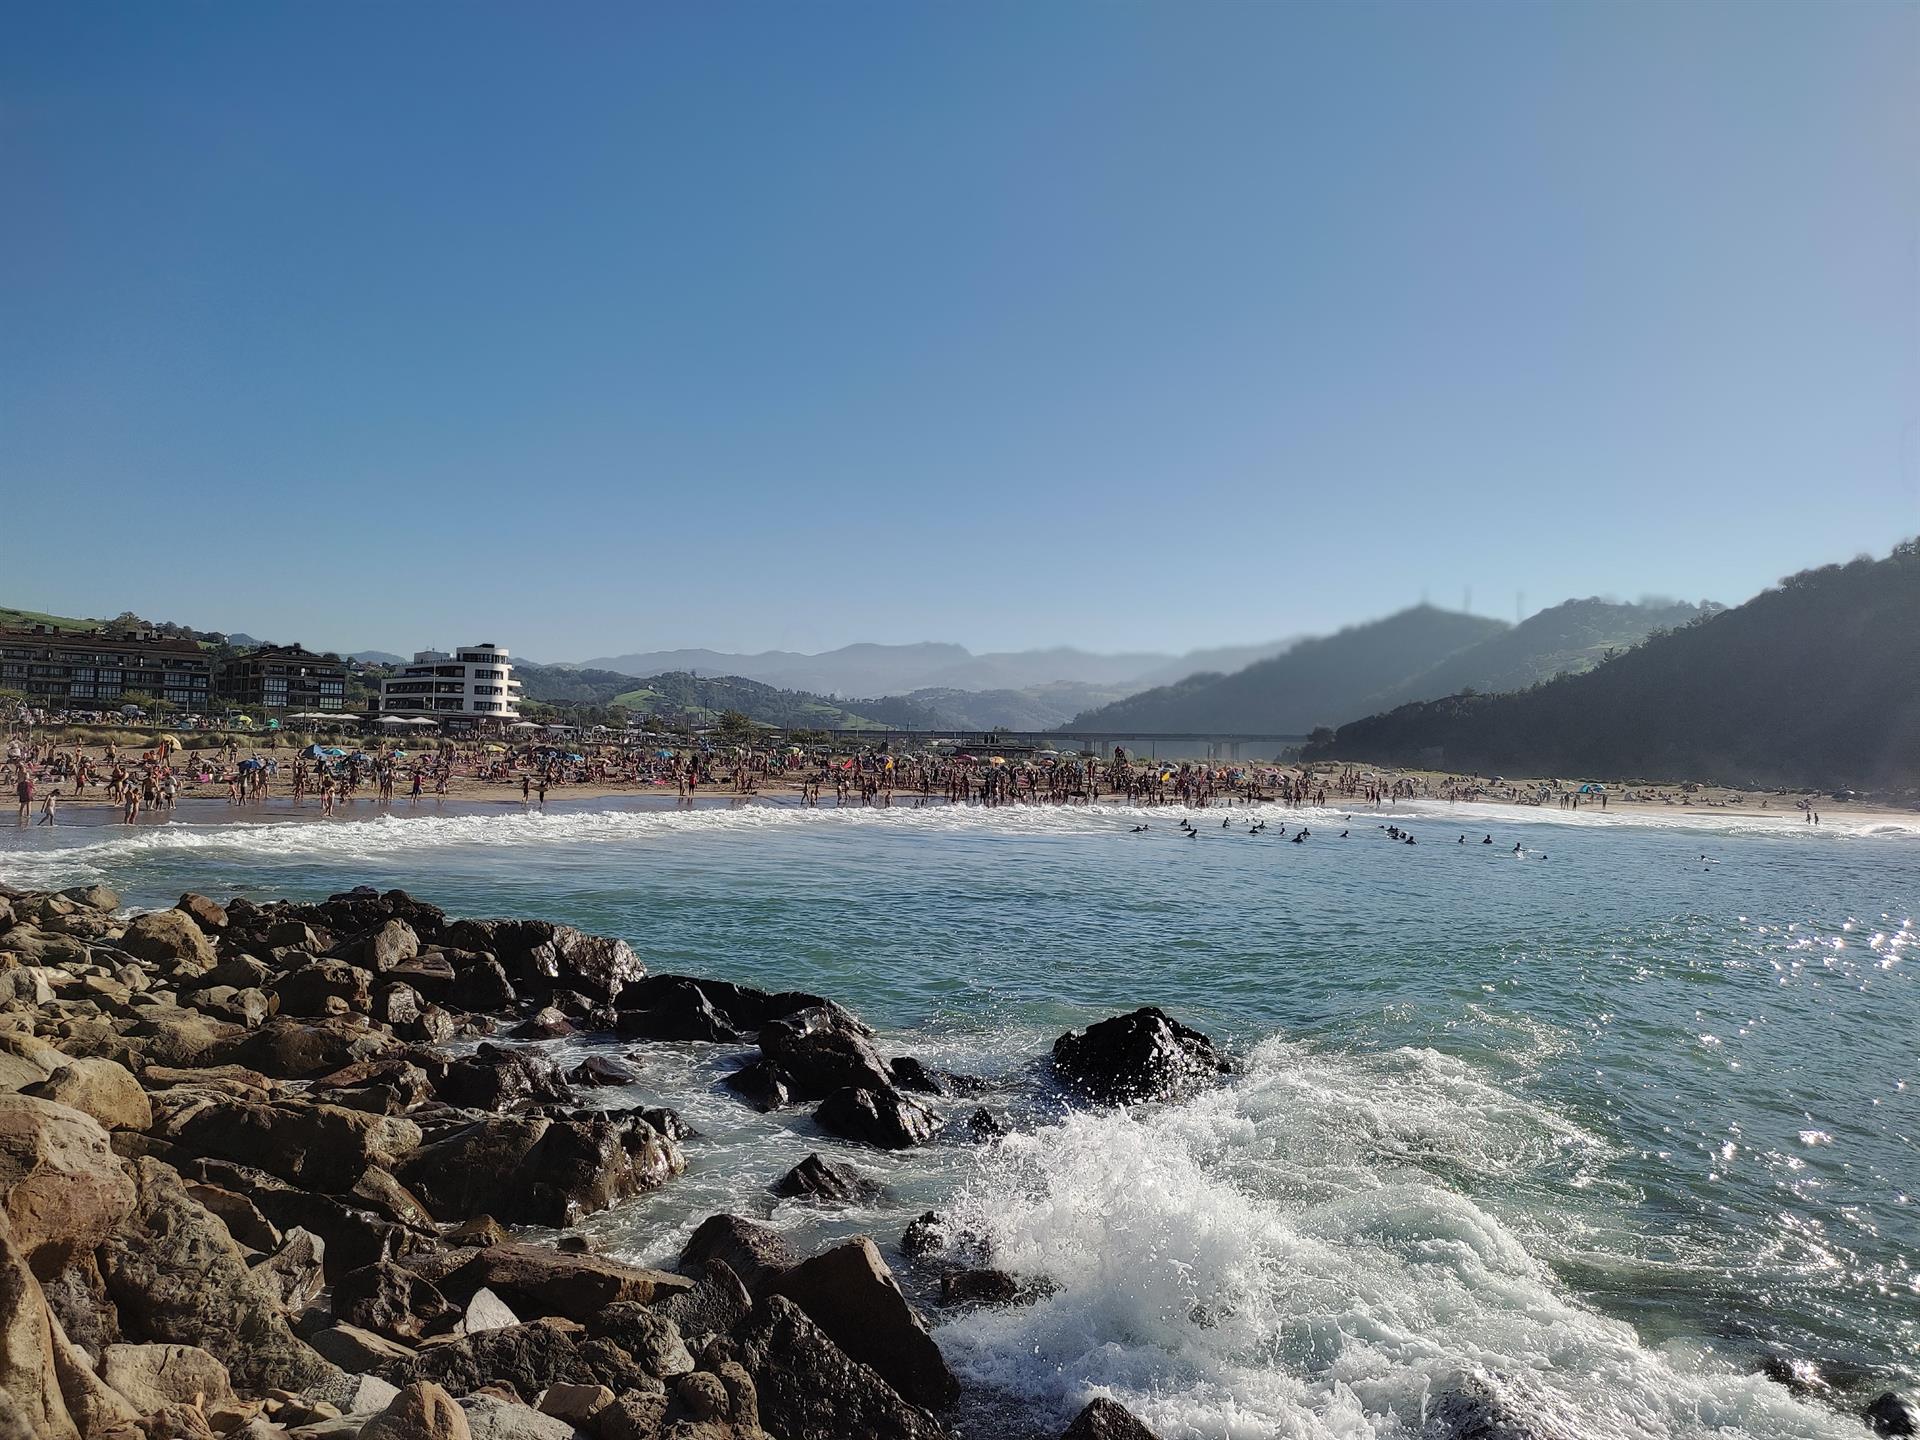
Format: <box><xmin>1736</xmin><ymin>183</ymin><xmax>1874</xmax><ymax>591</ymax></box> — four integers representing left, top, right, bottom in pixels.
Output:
<box><xmin>3</xmin><ymin>798</ymin><xmax>1914</xmax><ymax>1438</ymax></box>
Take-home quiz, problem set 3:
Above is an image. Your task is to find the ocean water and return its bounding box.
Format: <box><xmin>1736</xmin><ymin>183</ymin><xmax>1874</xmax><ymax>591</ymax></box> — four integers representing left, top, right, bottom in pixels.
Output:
<box><xmin>2</xmin><ymin>797</ymin><xmax>1914</xmax><ymax>1439</ymax></box>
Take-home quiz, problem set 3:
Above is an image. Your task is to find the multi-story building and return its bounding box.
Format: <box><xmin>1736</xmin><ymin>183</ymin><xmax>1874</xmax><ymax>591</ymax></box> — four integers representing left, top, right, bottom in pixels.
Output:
<box><xmin>0</xmin><ymin>627</ymin><xmax>215</xmax><ymax>712</ymax></box>
<box><xmin>217</xmin><ymin>644</ymin><xmax>348</xmax><ymax>713</ymax></box>
<box><xmin>377</xmin><ymin>643</ymin><xmax>522</xmax><ymax>718</ymax></box>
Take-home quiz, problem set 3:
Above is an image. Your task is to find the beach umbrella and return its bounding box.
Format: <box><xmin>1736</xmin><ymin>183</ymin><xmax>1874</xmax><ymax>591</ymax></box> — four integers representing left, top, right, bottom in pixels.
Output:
<box><xmin>160</xmin><ymin>734</ymin><xmax>183</xmax><ymax>752</ymax></box>
<box><xmin>407</xmin><ymin>716</ymin><xmax>439</xmax><ymax>726</ymax></box>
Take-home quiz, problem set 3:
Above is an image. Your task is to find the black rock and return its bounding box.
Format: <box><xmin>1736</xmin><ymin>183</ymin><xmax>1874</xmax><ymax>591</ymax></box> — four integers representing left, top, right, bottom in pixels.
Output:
<box><xmin>888</xmin><ymin>1057</ymin><xmax>942</xmax><ymax>1094</ymax></box>
<box><xmin>566</xmin><ymin>1055</ymin><xmax>640</xmax><ymax>1087</ymax></box>
<box><xmin>761</xmin><ymin>1007</ymin><xmax>894</xmax><ymax>1101</ymax></box>
<box><xmin>774</xmin><ymin>1152</ymin><xmax>885</xmax><ymax>1204</ymax></box>
<box><xmin>1867</xmin><ymin>1392</ymin><xmax>1917</xmax><ymax>1437</ymax></box>
<box><xmin>722</xmin><ymin>1058</ymin><xmax>794</xmax><ymax>1112</ymax></box>
<box><xmin>965</xmin><ymin>1107</ymin><xmax>1007</xmax><ymax>1139</ymax></box>
<box><xmin>730</xmin><ymin>1294</ymin><xmax>954</xmax><ymax>1440</ymax></box>
<box><xmin>1060</xmin><ymin>1397</ymin><xmax>1161</xmax><ymax>1440</ymax></box>
<box><xmin>432</xmin><ymin>1043</ymin><xmax>571</xmax><ymax>1111</ymax></box>
<box><xmin>1051</xmin><ymin>1007</ymin><xmax>1229</xmax><ymax>1105</ymax></box>
<box><xmin>815</xmin><ymin>1084</ymin><xmax>939</xmax><ymax>1150</ymax></box>
<box><xmin>681</xmin><ymin>1214</ymin><xmax>799</xmax><ymax>1297</ymax></box>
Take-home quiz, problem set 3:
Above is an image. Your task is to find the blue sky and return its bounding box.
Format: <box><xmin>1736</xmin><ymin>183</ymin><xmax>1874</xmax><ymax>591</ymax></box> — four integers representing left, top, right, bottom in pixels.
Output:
<box><xmin>3</xmin><ymin>2</ymin><xmax>1915</xmax><ymax>662</ymax></box>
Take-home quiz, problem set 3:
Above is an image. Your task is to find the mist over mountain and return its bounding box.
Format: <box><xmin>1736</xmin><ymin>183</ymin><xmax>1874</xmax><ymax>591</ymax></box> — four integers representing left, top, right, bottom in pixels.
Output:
<box><xmin>572</xmin><ymin>638</ymin><xmax>1297</xmax><ymax>699</ymax></box>
<box><xmin>1306</xmin><ymin>543</ymin><xmax>1920</xmax><ymax>789</ymax></box>
<box><xmin>1066</xmin><ymin>607</ymin><xmax>1510</xmax><ymax>734</ymax></box>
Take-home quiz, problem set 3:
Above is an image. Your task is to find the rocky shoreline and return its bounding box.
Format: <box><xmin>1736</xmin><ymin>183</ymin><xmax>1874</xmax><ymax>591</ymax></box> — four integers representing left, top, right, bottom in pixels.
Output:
<box><xmin>1</xmin><ymin>882</ymin><xmax>1911</xmax><ymax>1440</ymax></box>
<box><xmin>0</xmin><ymin>882</ymin><xmax>1239</xmax><ymax>1440</ymax></box>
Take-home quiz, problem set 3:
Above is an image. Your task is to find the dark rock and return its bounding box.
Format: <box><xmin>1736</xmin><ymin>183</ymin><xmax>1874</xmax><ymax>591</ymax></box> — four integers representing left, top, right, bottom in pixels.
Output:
<box><xmin>373</xmin><ymin>983</ymin><xmax>422</xmax><ymax>1028</ymax></box>
<box><xmin>402</xmin><ymin>1003</ymin><xmax>457</xmax><ymax>1046</ymax></box>
<box><xmin>1868</xmin><ymin>1392</ymin><xmax>1918</xmax><ymax>1437</ymax></box>
<box><xmin>587</xmin><ymin>1303</ymin><xmax>695</xmax><ymax>1379</ymax></box>
<box><xmin>184</xmin><ymin>1183</ymin><xmax>281</xmax><ymax>1252</ymax></box>
<box><xmin>1422</xmin><ymin>1374</ymin><xmax>1581</xmax><ymax>1440</ymax></box>
<box><xmin>615</xmin><ymin>987</ymin><xmax>743</xmax><ymax>1043</ymax></box>
<box><xmin>656</xmin><ymin>1258</ymin><xmax>752</xmax><ymax>1340</ymax></box>
<box><xmin>888</xmin><ymin>1057</ymin><xmax>941</xmax><ymax>1094</ymax></box>
<box><xmin>309</xmin><ymin>1322</ymin><xmax>418</xmax><ymax>1371</ymax></box>
<box><xmin>760</xmin><ymin>1007</ymin><xmax>892</xmax><ymax>1101</ymax></box>
<box><xmin>731</xmin><ymin>1294</ymin><xmax>954</xmax><ymax>1440</ymax></box>
<box><xmin>176</xmin><ymin>894</ymin><xmax>229</xmax><ymax>933</ymax></box>
<box><xmin>966</xmin><ymin>1107</ymin><xmax>1008</xmax><ymax>1139</ymax></box>
<box><xmin>623</xmin><ymin>974</ymin><xmax>870</xmax><ymax>1038</ymax></box>
<box><xmin>1060</xmin><ymin>1397</ymin><xmax>1161</xmax><ymax>1440</ymax></box>
<box><xmin>721</xmin><ymin>1059</ymin><xmax>792</xmax><ymax>1112</ymax></box>
<box><xmin>39</xmin><ymin>1254</ymin><xmax>122</xmax><ymax>1360</ymax></box>
<box><xmin>774</xmin><ymin>1152</ymin><xmax>884</xmax><ymax>1204</ymax></box>
<box><xmin>396</xmin><ymin>1110</ymin><xmax>683</xmax><ymax>1226</ymax></box>
<box><xmin>448</xmin><ymin>957</ymin><xmax>517</xmax><ymax>1013</ymax></box>
<box><xmin>432</xmin><ymin>1044</ymin><xmax>571</xmax><ymax>1111</ymax></box>
<box><xmin>251</xmin><ymin>1226</ymin><xmax>327</xmax><ymax>1311</ymax></box>
<box><xmin>938</xmin><ymin>1268</ymin><xmax>1018</xmax><ymax>1306</ymax></box>
<box><xmin>165</xmin><ymin>1097</ymin><xmax>421</xmax><ymax>1192</ymax></box>
<box><xmin>565</xmin><ymin>1055</ymin><xmax>639</xmax><ymax>1087</ymax></box>
<box><xmin>437</xmin><ymin>1242</ymin><xmax>693</xmax><ymax>1322</ymax></box>
<box><xmin>769</xmin><ymin>1236</ymin><xmax>959</xmax><ymax>1409</ymax></box>
<box><xmin>270</xmin><ymin>959</ymin><xmax>374</xmax><ymax>1018</ymax></box>
<box><xmin>382</xmin><ymin>1317</ymin><xmax>643</xmax><ymax>1400</ymax></box>
<box><xmin>1051</xmin><ymin>1007</ymin><xmax>1228</xmax><ymax>1105</ymax></box>
<box><xmin>447</xmin><ymin>1215</ymin><xmax>510</xmax><ymax>1248</ymax></box>
<box><xmin>333</xmin><ymin>1260</ymin><xmax>463</xmax><ymax>1343</ymax></box>
<box><xmin>900</xmin><ymin>1213</ymin><xmax>945</xmax><ymax>1259</ymax></box>
<box><xmin>98</xmin><ymin>1155</ymin><xmax>345</xmax><ymax>1396</ymax></box>
<box><xmin>815</xmin><ymin>1085</ymin><xmax>939</xmax><ymax>1149</ymax></box>
<box><xmin>1761</xmin><ymin>1355</ymin><xmax>1830</xmax><ymax>1397</ymax></box>
<box><xmin>683</xmin><ymin>1215</ymin><xmax>799</xmax><ymax>1297</ymax></box>
<box><xmin>354</xmin><ymin>919</ymin><xmax>421</xmax><ymax>973</ymax></box>
<box><xmin>442</xmin><ymin>920</ymin><xmax>644</xmax><ymax>1004</ymax></box>
<box><xmin>508</xmin><ymin>1007</ymin><xmax>574</xmax><ymax>1040</ymax></box>
<box><xmin>387</xmin><ymin>955</ymin><xmax>457</xmax><ymax>1002</ymax></box>
<box><xmin>216</xmin><ymin>1016</ymin><xmax>400</xmax><ymax>1080</ymax></box>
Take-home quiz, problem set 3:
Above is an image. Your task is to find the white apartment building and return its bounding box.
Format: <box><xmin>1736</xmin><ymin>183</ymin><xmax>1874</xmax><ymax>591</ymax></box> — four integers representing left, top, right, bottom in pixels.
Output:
<box><xmin>378</xmin><ymin>643</ymin><xmax>523</xmax><ymax>718</ymax></box>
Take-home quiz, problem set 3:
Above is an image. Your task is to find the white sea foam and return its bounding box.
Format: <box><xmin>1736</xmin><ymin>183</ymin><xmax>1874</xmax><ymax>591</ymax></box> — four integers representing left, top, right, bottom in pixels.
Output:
<box><xmin>0</xmin><ymin>792</ymin><xmax>1905</xmax><ymax>890</ymax></box>
<box><xmin>933</xmin><ymin>1038</ymin><xmax>1866</xmax><ymax>1439</ymax></box>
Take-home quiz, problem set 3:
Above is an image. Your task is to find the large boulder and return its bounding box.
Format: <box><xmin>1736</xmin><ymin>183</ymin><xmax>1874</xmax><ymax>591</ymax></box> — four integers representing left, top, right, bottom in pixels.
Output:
<box><xmin>431</xmin><ymin>1045</ymin><xmax>571</xmax><ymax>1111</ymax></box>
<box><xmin>442</xmin><ymin>920</ymin><xmax>644</xmax><ymax>1003</ymax></box>
<box><xmin>759</xmin><ymin>1008</ymin><xmax>892</xmax><ymax>1101</ymax></box>
<box><xmin>215</xmin><ymin>1016</ymin><xmax>401</xmax><ymax>1080</ymax></box>
<box><xmin>769</xmin><ymin>1237</ymin><xmax>957</xmax><ymax>1409</ymax></box>
<box><xmin>730</xmin><ymin>1295</ymin><xmax>953</xmax><ymax>1440</ymax></box>
<box><xmin>0</xmin><ymin>1230</ymin><xmax>80</xmax><ymax>1440</ymax></box>
<box><xmin>360</xmin><ymin>1380</ymin><xmax>472</xmax><ymax>1440</ymax></box>
<box><xmin>176</xmin><ymin>894</ymin><xmax>229</xmax><ymax>934</ymax></box>
<box><xmin>22</xmin><ymin>1057</ymin><xmax>152</xmax><ymax>1131</ymax></box>
<box><xmin>381</xmin><ymin>1317</ymin><xmax>647</xmax><ymax>1399</ymax></box>
<box><xmin>0</xmin><ymin>1093</ymin><xmax>135</xmax><ymax>1274</ymax></box>
<box><xmin>587</xmin><ymin>1302</ymin><xmax>694</xmax><ymax>1379</ymax></box>
<box><xmin>270</xmin><ymin>959</ymin><xmax>375</xmax><ymax>1018</ymax></box>
<box><xmin>814</xmin><ymin>1085</ymin><xmax>939</xmax><ymax>1149</ymax></box>
<box><xmin>774</xmin><ymin>1153</ymin><xmax>883</xmax><ymax>1204</ymax></box>
<box><xmin>97</xmin><ymin>1155</ymin><xmax>346</xmax><ymax>1396</ymax></box>
<box><xmin>682</xmin><ymin>1215</ymin><xmax>799</xmax><ymax>1297</ymax></box>
<box><xmin>396</xmin><ymin>1111</ymin><xmax>681</xmax><ymax>1226</ymax></box>
<box><xmin>355</xmin><ymin>920</ymin><xmax>422</xmax><ymax>974</ymax></box>
<box><xmin>333</xmin><ymin>1260</ymin><xmax>463</xmax><ymax>1343</ymax></box>
<box><xmin>99</xmin><ymin>1341</ymin><xmax>234</xmax><ymax>1413</ymax></box>
<box><xmin>459</xmin><ymin>1394</ymin><xmax>575</xmax><ymax>1440</ymax></box>
<box><xmin>1867</xmin><ymin>1393</ymin><xmax>1917</xmax><ymax>1438</ymax></box>
<box><xmin>118</xmin><ymin>910</ymin><xmax>217</xmax><ymax>976</ymax></box>
<box><xmin>1059</xmin><ymin>1397</ymin><xmax>1161</xmax><ymax>1439</ymax></box>
<box><xmin>166</xmin><ymin>1097</ymin><xmax>422</xmax><ymax>1192</ymax></box>
<box><xmin>1051</xmin><ymin>1008</ymin><xmax>1228</xmax><ymax>1105</ymax></box>
<box><xmin>437</xmin><ymin>1243</ymin><xmax>692</xmax><ymax>1323</ymax></box>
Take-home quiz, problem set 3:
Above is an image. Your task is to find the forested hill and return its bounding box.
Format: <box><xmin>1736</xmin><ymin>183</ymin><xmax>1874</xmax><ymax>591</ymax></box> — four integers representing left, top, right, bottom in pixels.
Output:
<box><xmin>1304</xmin><ymin>542</ymin><xmax>1920</xmax><ymax>790</ymax></box>
<box><xmin>1066</xmin><ymin>606</ymin><xmax>1509</xmax><ymax>734</ymax></box>
<box><xmin>1358</xmin><ymin>597</ymin><xmax>1719</xmax><ymax>713</ymax></box>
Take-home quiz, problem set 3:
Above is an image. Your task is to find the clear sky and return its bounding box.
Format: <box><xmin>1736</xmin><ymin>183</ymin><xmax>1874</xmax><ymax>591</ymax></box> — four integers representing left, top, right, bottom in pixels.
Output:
<box><xmin>3</xmin><ymin>1</ymin><xmax>1915</xmax><ymax>662</ymax></box>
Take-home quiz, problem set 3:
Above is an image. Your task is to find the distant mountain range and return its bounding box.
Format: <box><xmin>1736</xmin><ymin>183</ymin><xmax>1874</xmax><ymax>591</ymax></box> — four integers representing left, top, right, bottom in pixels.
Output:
<box><xmin>1061</xmin><ymin>598</ymin><xmax>1716</xmax><ymax>735</ymax></box>
<box><xmin>1306</xmin><ymin>542</ymin><xmax>1920</xmax><ymax>790</ymax></box>
<box><xmin>569</xmin><ymin>639</ymin><xmax>1299</xmax><ymax>699</ymax></box>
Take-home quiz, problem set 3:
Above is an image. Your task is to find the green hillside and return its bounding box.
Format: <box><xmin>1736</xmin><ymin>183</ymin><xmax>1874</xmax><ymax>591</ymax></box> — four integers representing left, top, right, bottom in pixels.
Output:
<box><xmin>1305</xmin><ymin>542</ymin><xmax>1920</xmax><ymax>790</ymax></box>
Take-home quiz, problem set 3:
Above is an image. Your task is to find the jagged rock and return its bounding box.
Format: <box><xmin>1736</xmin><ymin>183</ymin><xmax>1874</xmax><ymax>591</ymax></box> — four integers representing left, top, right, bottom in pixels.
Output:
<box><xmin>596</xmin><ymin>1389</ymin><xmax>669</xmax><ymax>1440</ymax></box>
<box><xmin>397</xmin><ymin>1111</ymin><xmax>682</xmax><ymax>1227</ymax></box>
<box><xmin>887</xmin><ymin>1057</ymin><xmax>942</xmax><ymax>1095</ymax></box>
<box><xmin>720</xmin><ymin>1060</ymin><xmax>792</xmax><ymax>1112</ymax></box>
<box><xmin>374</xmin><ymin>982</ymin><xmax>423</xmax><ymax>1028</ymax></box>
<box><xmin>62</xmin><ymin>883</ymin><xmax>120</xmax><ymax>913</ymax></box>
<box><xmin>448</xmin><ymin>958</ymin><xmax>517</xmax><ymax>1013</ymax></box>
<box><xmin>0</xmin><ymin>926</ymin><xmax>89</xmax><ymax>967</ymax></box>
<box><xmin>360</xmin><ymin>1380</ymin><xmax>472</xmax><ymax>1440</ymax></box>
<box><xmin>1868</xmin><ymin>1393</ymin><xmax>1918</xmax><ymax>1438</ymax></box>
<box><xmin>731</xmin><ymin>1295</ymin><xmax>953</xmax><ymax>1440</ymax></box>
<box><xmin>770</xmin><ymin>1236</ymin><xmax>957</xmax><ymax>1409</ymax></box>
<box><xmin>387</xmin><ymin>956</ymin><xmax>456</xmax><ymax>1002</ymax></box>
<box><xmin>176</xmin><ymin>894</ymin><xmax>228</xmax><ymax>933</ymax></box>
<box><xmin>119</xmin><ymin>911</ymin><xmax>217</xmax><ymax>975</ymax></box>
<box><xmin>588</xmin><ymin>1302</ymin><xmax>694</xmax><ymax>1379</ymax></box>
<box><xmin>218</xmin><ymin>1017</ymin><xmax>401</xmax><ymax>1080</ymax></box>
<box><xmin>938</xmin><ymin>1268</ymin><xmax>1020</xmax><ymax>1306</ymax></box>
<box><xmin>23</xmin><ymin>1057</ymin><xmax>152</xmax><ymax>1131</ymax></box>
<box><xmin>621</xmin><ymin>975</ymin><xmax>865</xmax><ymax>1039</ymax></box>
<box><xmin>447</xmin><ymin>1215</ymin><xmax>510</xmax><ymax>1248</ymax></box>
<box><xmin>97</xmin><ymin>1156</ymin><xmax>345</xmax><ymax>1396</ymax></box>
<box><xmin>0</xmin><ymin>968</ymin><xmax>54</xmax><ymax>1007</ymax></box>
<box><xmin>1051</xmin><ymin>1008</ymin><xmax>1228</xmax><ymax>1105</ymax></box>
<box><xmin>774</xmin><ymin>1153</ymin><xmax>883</xmax><ymax>1204</ymax></box>
<box><xmin>201</xmin><ymin>1164</ymin><xmax>421</xmax><ymax>1278</ymax></box>
<box><xmin>166</xmin><ymin>1097</ymin><xmax>422</xmax><ymax>1192</ymax></box>
<box><xmin>760</xmin><ymin>1008</ymin><xmax>892</xmax><ymax>1101</ymax></box>
<box><xmin>444</xmin><ymin>921</ymin><xmax>644</xmax><ymax>1005</ymax></box>
<box><xmin>251</xmin><ymin>1226</ymin><xmax>327</xmax><ymax>1311</ymax></box>
<box><xmin>814</xmin><ymin>1085</ymin><xmax>938</xmax><ymax>1150</ymax></box>
<box><xmin>308</xmin><ymin>1323</ymin><xmax>418</xmax><ymax>1370</ymax></box>
<box><xmin>0</xmin><ymin>1230</ymin><xmax>81</xmax><ymax>1440</ymax></box>
<box><xmin>333</xmin><ymin>1260</ymin><xmax>463</xmax><ymax>1343</ymax></box>
<box><xmin>966</xmin><ymin>1108</ymin><xmax>1007</xmax><ymax>1139</ymax></box>
<box><xmin>100</xmin><ymin>1342</ymin><xmax>234</xmax><ymax>1413</ymax></box>
<box><xmin>900</xmin><ymin>1213</ymin><xmax>946</xmax><ymax>1259</ymax></box>
<box><xmin>271</xmin><ymin>961</ymin><xmax>375</xmax><ymax>1018</ymax></box>
<box><xmin>465</xmin><ymin>1286</ymin><xmax>518</xmax><ymax>1334</ymax></box>
<box><xmin>0</xmin><ymin>1093</ymin><xmax>136</xmax><ymax>1274</ymax></box>
<box><xmin>682</xmin><ymin>1216</ymin><xmax>798</xmax><ymax>1297</ymax></box>
<box><xmin>184</xmin><ymin>1183</ymin><xmax>283</xmax><ymax>1251</ymax></box>
<box><xmin>1422</xmin><ymin>1375</ymin><xmax>1581</xmax><ymax>1440</ymax></box>
<box><xmin>38</xmin><ymin>1254</ymin><xmax>121</xmax><ymax>1359</ymax></box>
<box><xmin>350</xmin><ymin>1167</ymin><xmax>436</xmax><ymax>1230</ymax></box>
<box><xmin>438</xmin><ymin>1243</ymin><xmax>693</xmax><ymax>1322</ymax></box>
<box><xmin>1059</xmin><ymin>1397</ymin><xmax>1160</xmax><ymax>1440</ymax></box>
<box><xmin>45</xmin><ymin>1302</ymin><xmax>142</xmax><ymax>1437</ymax></box>
<box><xmin>382</xmin><ymin>1318</ymin><xmax>638</xmax><ymax>1400</ymax></box>
<box><xmin>432</xmin><ymin>1045</ymin><xmax>570</xmax><ymax>1112</ymax></box>
<box><xmin>656</xmin><ymin>1258</ymin><xmax>752</xmax><ymax>1341</ymax></box>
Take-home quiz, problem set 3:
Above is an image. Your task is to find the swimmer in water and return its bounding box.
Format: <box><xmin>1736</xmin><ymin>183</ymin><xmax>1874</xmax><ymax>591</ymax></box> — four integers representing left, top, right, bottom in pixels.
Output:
<box><xmin>1483</xmin><ymin>834</ymin><xmax>1492</xmax><ymax>844</ymax></box>
<box><xmin>1339</xmin><ymin>829</ymin><xmax>1348</xmax><ymax>838</ymax></box>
